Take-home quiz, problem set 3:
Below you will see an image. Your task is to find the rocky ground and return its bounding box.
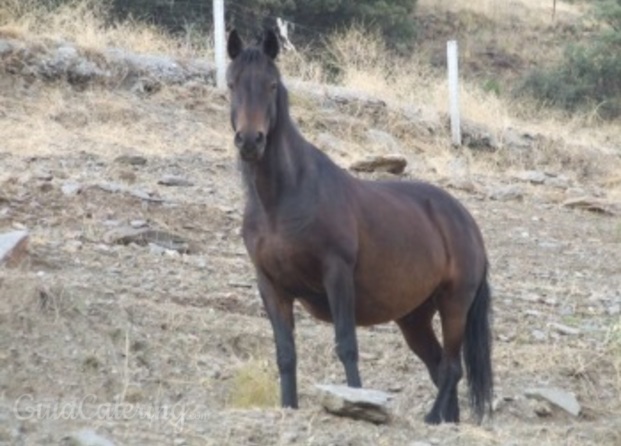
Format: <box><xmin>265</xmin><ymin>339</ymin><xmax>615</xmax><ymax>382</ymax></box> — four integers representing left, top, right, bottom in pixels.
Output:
<box><xmin>0</xmin><ymin>43</ymin><xmax>620</xmax><ymax>445</ymax></box>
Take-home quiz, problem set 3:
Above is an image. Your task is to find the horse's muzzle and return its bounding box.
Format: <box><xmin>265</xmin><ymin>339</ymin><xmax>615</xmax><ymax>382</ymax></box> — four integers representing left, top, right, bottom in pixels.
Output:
<box><xmin>235</xmin><ymin>131</ymin><xmax>265</xmax><ymax>162</ymax></box>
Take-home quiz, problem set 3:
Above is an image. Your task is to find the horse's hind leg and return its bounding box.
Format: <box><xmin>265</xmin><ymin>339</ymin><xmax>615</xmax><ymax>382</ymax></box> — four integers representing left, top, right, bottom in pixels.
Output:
<box><xmin>396</xmin><ymin>297</ymin><xmax>442</xmax><ymax>387</ymax></box>
<box><xmin>424</xmin><ymin>284</ymin><xmax>473</xmax><ymax>424</ymax></box>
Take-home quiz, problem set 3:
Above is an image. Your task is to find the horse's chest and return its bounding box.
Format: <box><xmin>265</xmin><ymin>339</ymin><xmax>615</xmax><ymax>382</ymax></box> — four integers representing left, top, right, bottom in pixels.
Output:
<box><xmin>252</xmin><ymin>233</ymin><xmax>323</xmax><ymax>293</ymax></box>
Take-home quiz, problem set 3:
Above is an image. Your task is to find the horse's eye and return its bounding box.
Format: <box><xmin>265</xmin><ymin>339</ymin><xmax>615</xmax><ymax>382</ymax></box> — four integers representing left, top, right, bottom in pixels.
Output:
<box><xmin>227</xmin><ymin>82</ymin><xmax>234</xmax><ymax>90</ymax></box>
<box><xmin>270</xmin><ymin>82</ymin><xmax>277</xmax><ymax>91</ymax></box>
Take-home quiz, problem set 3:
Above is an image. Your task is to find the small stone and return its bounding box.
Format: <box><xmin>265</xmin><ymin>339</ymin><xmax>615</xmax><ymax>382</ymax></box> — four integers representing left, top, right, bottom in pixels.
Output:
<box><xmin>158</xmin><ymin>175</ymin><xmax>194</xmax><ymax>187</ymax></box>
<box><xmin>503</xmin><ymin>127</ymin><xmax>537</xmax><ymax>151</ymax></box>
<box><xmin>130</xmin><ymin>219</ymin><xmax>148</xmax><ymax>228</ymax></box>
<box><xmin>549</xmin><ymin>322</ymin><xmax>580</xmax><ymax>336</ymax></box>
<box><xmin>514</xmin><ymin>170</ymin><xmax>548</xmax><ymax>184</ymax></box>
<box><xmin>545</xmin><ymin>176</ymin><xmax>571</xmax><ymax>189</ymax></box>
<box><xmin>104</xmin><ymin>227</ymin><xmax>191</xmax><ymax>253</ymax></box>
<box><xmin>531</xmin><ymin>330</ymin><xmax>547</xmax><ymax>342</ymax></box>
<box><xmin>538</xmin><ymin>241</ymin><xmax>560</xmax><ymax>249</ymax></box>
<box><xmin>533</xmin><ymin>400</ymin><xmax>553</xmax><ymax>417</ymax></box>
<box><xmin>607</xmin><ymin>304</ymin><xmax>620</xmax><ymax>316</ymax></box>
<box><xmin>61</xmin><ymin>429</ymin><xmax>116</xmax><ymax>446</ymax></box>
<box><xmin>129</xmin><ymin>188</ymin><xmax>164</xmax><ymax>202</ymax></box>
<box><xmin>114</xmin><ymin>154</ymin><xmax>147</xmax><ymax>166</ymax></box>
<box><xmin>35</xmin><ymin>171</ymin><xmax>53</xmax><ymax>181</ymax></box>
<box><xmin>444</xmin><ymin>177</ymin><xmax>477</xmax><ymax>193</ymax></box>
<box><xmin>488</xmin><ymin>185</ymin><xmax>523</xmax><ymax>201</ymax></box>
<box><xmin>461</xmin><ymin>120</ymin><xmax>498</xmax><ymax>151</ymax></box>
<box><xmin>0</xmin><ymin>230</ymin><xmax>29</xmax><ymax>267</ymax></box>
<box><xmin>315</xmin><ymin>384</ymin><xmax>392</xmax><ymax>424</ymax></box>
<box><xmin>117</xmin><ymin>170</ymin><xmax>136</xmax><ymax>183</ymax></box>
<box><xmin>350</xmin><ymin>155</ymin><xmax>407</xmax><ymax>175</ymax></box>
<box><xmin>524</xmin><ymin>387</ymin><xmax>581</xmax><ymax>416</ymax></box>
<box><xmin>96</xmin><ymin>182</ymin><xmax>124</xmax><ymax>193</ymax></box>
<box><xmin>61</xmin><ymin>181</ymin><xmax>83</xmax><ymax>196</ymax></box>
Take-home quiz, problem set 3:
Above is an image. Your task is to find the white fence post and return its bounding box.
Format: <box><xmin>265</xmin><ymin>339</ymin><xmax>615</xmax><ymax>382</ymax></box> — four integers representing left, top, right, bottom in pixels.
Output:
<box><xmin>447</xmin><ymin>40</ymin><xmax>461</xmax><ymax>147</ymax></box>
<box><xmin>213</xmin><ymin>0</ymin><xmax>226</xmax><ymax>89</ymax></box>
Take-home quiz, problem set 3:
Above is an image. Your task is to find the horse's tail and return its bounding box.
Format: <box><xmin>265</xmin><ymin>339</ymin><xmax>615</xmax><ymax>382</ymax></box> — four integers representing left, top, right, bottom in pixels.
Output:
<box><xmin>463</xmin><ymin>266</ymin><xmax>494</xmax><ymax>424</ymax></box>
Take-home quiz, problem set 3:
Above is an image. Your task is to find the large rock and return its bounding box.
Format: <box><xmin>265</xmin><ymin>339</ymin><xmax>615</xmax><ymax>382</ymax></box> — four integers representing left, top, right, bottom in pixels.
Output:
<box><xmin>524</xmin><ymin>387</ymin><xmax>581</xmax><ymax>416</ymax></box>
<box><xmin>315</xmin><ymin>384</ymin><xmax>392</xmax><ymax>424</ymax></box>
<box><xmin>0</xmin><ymin>230</ymin><xmax>29</xmax><ymax>268</ymax></box>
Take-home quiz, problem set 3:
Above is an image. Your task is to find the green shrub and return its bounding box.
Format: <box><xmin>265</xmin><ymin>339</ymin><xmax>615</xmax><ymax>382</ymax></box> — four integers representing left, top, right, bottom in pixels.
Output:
<box><xmin>517</xmin><ymin>0</ymin><xmax>621</xmax><ymax>119</ymax></box>
<box><xmin>110</xmin><ymin>0</ymin><xmax>418</xmax><ymax>45</ymax></box>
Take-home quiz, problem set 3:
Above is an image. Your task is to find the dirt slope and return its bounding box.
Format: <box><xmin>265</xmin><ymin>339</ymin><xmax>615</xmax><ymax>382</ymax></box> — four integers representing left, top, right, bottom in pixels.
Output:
<box><xmin>1</xmin><ymin>36</ymin><xmax>620</xmax><ymax>446</ymax></box>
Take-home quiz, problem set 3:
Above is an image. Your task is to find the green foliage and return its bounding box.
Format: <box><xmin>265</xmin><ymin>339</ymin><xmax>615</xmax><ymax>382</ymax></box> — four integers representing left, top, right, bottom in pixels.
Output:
<box><xmin>482</xmin><ymin>78</ymin><xmax>501</xmax><ymax>96</ymax></box>
<box><xmin>517</xmin><ymin>0</ymin><xmax>621</xmax><ymax>119</ymax></box>
<box><xmin>110</xmin><ymin>0</ymin><xmax>417</xmax><ymax>44</ymax></box>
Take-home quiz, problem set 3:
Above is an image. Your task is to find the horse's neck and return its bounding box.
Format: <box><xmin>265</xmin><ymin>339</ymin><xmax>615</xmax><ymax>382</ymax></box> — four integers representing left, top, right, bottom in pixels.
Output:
<box><xmin>246</xmin><ymin>123</ymin><xmax>312</xmax><ymax>213</ymax></box>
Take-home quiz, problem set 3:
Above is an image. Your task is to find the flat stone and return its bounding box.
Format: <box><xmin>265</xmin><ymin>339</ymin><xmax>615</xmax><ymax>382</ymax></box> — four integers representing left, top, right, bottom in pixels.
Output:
<box><xmin>104</xmin><ymin>227</ymin><xmax>192</xmax><ymax>254</ymax></box>
<box><xmin>61</xmin><ymin>429</ymin><xmax>116</xmax><ymax>446</ymax></box>
<box><xmin>114</xmin><ymin>154</ymin><xmax>147</xmax><ymax>166</ymax></box>
<box><xmin>0</xmin><ymin>230</ymin><xmax>29</xmax><ymax>267</ymax></box>
<box><xmin>549</xmin><ymin>322</ymin><xmax>580</xmax><ymax>336</ymax></box>
<box><xmin>514</xmin><ymin>170</ymin><xmax>548</xmax><ymax>184</ymax></box>
<box><xmin>158</xmin><ymin>175</ymin><xmax>194</xmax><ymax>187</ymax></box>
<box><xmin>562</xmin><ymin>196</ymin><xmax>621</xmax><ymax>216</ymax></box>
<box><xmin>130</xmin><ymin>219</ymin><xmax>148</xmax><ymax>228</ymax></box>
<box><xmin>524</xmin><ymin>387</ymin><xmax>581</xmax><ymax>416</ymax></box>
<box><xmin>315</xmin><ymin>384</ymin><xmax>392</xmax><ymax>424</ymax></box>
<box><xmin>350</xmin><ymin>154</ymin><xmax>407</xmax><ymax>175</ymax></box>
<box><xmin>488</xmin><ymin>185</ymin><xmax>524</xmax><ymax>201</ymax></box>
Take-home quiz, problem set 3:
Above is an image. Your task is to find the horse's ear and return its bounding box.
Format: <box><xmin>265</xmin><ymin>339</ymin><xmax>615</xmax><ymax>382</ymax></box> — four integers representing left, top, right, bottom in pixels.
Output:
<box><xmin>262</xmin><ymin>28</ymin><xmax>279</xmax><ymax>60</ymax></box>
<box><xmin>227</xmin><ymin>29</ymin><xmax>243</xmax><ymax>60</ymax></box>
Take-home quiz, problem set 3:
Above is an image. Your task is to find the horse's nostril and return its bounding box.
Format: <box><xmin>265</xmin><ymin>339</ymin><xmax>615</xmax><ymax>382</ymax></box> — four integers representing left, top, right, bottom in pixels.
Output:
<box><xmin>234</xmin><ymin>132</ymin><xmax>243</xmax><ymax>147</ymax></box>
<box><xmin>256</xmin><ymin>132</ymin><xmax>265</xmax><ymax>145</ymax></box>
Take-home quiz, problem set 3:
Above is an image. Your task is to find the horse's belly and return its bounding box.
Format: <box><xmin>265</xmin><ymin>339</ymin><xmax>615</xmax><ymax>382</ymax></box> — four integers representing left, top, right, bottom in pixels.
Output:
<box><xmin>352</xmin><ymin>247</ymin><xmax>445</xmax><ymax>325</ymax></box>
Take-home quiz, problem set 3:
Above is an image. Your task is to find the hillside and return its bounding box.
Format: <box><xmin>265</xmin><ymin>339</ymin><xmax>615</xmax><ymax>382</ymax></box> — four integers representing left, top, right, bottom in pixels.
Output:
<box><xmin>1</xmin><ymin>1</ymin><xmax>620</xmax><ymax>445</ymax></box>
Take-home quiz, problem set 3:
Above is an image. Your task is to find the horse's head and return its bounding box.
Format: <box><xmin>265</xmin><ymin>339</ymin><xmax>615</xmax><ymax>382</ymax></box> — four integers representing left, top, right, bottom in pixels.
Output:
<box><xmin>226</xmin><ymin>29</ymin><xmax>280</xmax><ymax>163</ymax></box>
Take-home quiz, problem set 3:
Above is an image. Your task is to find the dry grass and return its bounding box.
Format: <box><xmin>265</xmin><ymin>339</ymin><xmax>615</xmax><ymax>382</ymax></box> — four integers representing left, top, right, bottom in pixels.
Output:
<box><xmin>226</xmin><ymin>360</ymin><xmax>279</xmax><ymax>409</ymax></box>
<box><xmin>277</xmin><ymin>25</ymin><xmax>621</xmax><ymax>183</ymax></box>
<box><xmin>0</xmin><ymin>0</ymin><xmax>209</xmax><ymax>57</ymax></box>
<box><xmin>418</xmin><ymin>0</ymin><xmax>587</xmax><ymax>24</ymax></box>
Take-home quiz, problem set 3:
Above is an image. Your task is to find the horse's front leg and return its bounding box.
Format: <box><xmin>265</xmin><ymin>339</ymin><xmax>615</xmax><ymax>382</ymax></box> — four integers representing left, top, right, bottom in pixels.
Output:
<box><xmin>323</xmin><ymin>256</ymin><xmax>362</xmax><ymax>388</ymax></box>
<box><xmin>257</xmin><ymin>271</ymin><xmax>297</xmax><ymax>408</ymax></box>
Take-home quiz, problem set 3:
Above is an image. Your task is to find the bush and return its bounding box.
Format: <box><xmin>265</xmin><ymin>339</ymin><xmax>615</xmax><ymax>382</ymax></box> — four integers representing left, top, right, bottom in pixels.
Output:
<box><xmin>517</xmin><ymin>0</ymin><xmax>621</xmax><ymax>119</ymax></box>
<box><xmin>110</xmin><ymin>0</ymin><xmax>418</xmax><ymax>45</ymax></box>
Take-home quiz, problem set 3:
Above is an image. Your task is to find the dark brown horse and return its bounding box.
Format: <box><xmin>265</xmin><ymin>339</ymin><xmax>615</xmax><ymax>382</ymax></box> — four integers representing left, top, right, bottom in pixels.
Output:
<box><xmin>225</xmin><ymin>29</ymin><xmax>493</xmax><ymax>424</ymax></box>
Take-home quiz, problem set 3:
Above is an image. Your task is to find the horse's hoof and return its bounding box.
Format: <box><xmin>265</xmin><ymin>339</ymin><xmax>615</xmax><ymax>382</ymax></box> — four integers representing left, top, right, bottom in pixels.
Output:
<box><xmin>424</xmin><ymin>412</ymin><xmax>442</xmax><ymax>425</ymax></box>
<box><xmin>424</xmin><ymin>412</ymin><xmax>460</xmax><ymax>424</ymax></box>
